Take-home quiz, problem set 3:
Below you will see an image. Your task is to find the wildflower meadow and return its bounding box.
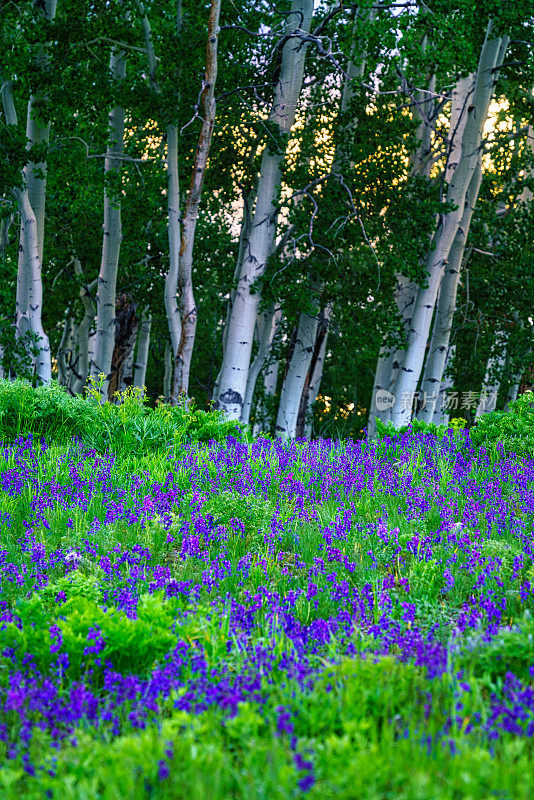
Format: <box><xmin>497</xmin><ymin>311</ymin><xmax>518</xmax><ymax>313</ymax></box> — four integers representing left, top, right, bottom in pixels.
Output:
<box><xmin>1</xmin><ymin>383</ymin><xmax>534</xmax><ymax>799</ymax></box>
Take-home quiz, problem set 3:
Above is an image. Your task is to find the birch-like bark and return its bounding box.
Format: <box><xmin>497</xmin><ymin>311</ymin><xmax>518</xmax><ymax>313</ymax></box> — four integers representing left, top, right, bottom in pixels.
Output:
<box><xmin>417</xmin><ymin>158</ymin><xmax>483</xmax><ymax>422</ymax></box>
<box><xmin>163</xmin><ymin>340</ymin><xmax>172</xmax><ymax>402</ymax></box>
<box><xmin>133</xmin><ymin>311</ymin><xmax>152</xmax><ymax>390</ymax></box>
<box><xmin>370</xmin><ymin>76</ymin><xmax>471</xmax><ymax>428</ymax></box>
<box><xmin>433</xmin><ymin>344</ymin><xmax>456</xmax><ymax>425</ymax></box>
<box><xmin>368</xmin><ymin>276</ymin><xmax>416</xmax><ymax>436</ymax></box>
<box><xmin>253</xmin><ymin>353</ymin><xmax>281</xmax><ymax>437</ymax></box>
<box><xmin>17</xmin><ymin>0</ymin><xmax>57</xmax><ymax>375</ymax></box>
<box><xmin>12</xmin><ymin>186</ymin><xmax>52</xmax><ymax>380</ymax></box>
<box><xmin>299</xmin><ymin>304</ymin><xmax>332</xmax><ymax>439</ymax></box>
<box><xmin>303</xmin><ymin>344</ymin><xmax>328</xmax><ymax>438</ymax></box>
<box><xmin>172</xmin><ymin>0</ymin><xmax>221</xmax><ymax>399</ymax></box>
<box><xmin>390</xmin><ymin>28</ymin><xmax>508</xmax><ymax>427</ymax></box>
<box><xmin>241</xmin><ymin>305</ymin><xmax>281</xmax><ymax>425</ymax></box>
<box><xmin>90</xmin><ymin>48</ymin><xmax>126</xmax><ymax>398</ymax></box>
<box><xmin>165</xmin><ymin>123</ymin><xmax>181</xmax><ymax>359</ymax></box>
<box><xmin>214</xmin><ymin>0</ymin><xmax>314</xmax><ymax>419</ymax></box>
<box><xmin>475</xmin><ymin>331</ymin><xmax>508</xmax><ymax>418</ymax></box>
<box><xmin>3</xmin><ymin>3</ymin><xmax>57</xmax><ymax>381</ymax></box>
<box><xmin>213</xmin><ymin>184</ymin><xmax>258</xmax><ymax>402</ymax></box>
<box><xmin>501</xmin><ymin>131</ymin><xmax>534</xmax><ymax>410</ymax></box>
<box><xmin>72</xmin><ymin>261</ymin><xmax>97</xmax><ymax>395</ymax></box>
<box><xmin>276</xmin><ymin>288</ymin><xmax>321</xmax><ymax>439</ymax></box>
<box><xmin>57</xmin><ymin>312</ymin><xmax>73</xmax><ymax>387</ymax></box>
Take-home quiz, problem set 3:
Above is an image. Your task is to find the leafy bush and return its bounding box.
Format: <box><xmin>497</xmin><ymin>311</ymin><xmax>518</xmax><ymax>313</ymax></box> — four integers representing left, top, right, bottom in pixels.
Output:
<box><xmin>470</xmin><ymin>391</ymin><xmax>534</xmax><ymax>458</ymax></box>
<box><xmin>0</xmin><ymin>379</ymin><xmax>248</xmax><ymax>454</ymax></box>
<box><xmin>39</xmin><ymin>570</ymin><xmax>103</xmax><ymax>611</ymax></box>
<box><xmin>457</xmin><ymin>609</ymin><xmax>534</xmax><ymax>684</ymax></box>
<box><xmin>373</xmin><ymin>416</ymin><xmax>450</xmax><ymax>441</ymax></box>
<box><xmin>1</xmin><ymin>591</ymin><xmax>177</xmax><ymax>679</ymax></box>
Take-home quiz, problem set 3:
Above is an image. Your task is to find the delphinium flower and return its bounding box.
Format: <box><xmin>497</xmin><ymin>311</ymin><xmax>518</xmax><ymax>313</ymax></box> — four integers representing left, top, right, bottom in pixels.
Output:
<box><xmin>0</xmin><ymin>429</ymin><xmax>533</xmax><ymax>787</ymax></box>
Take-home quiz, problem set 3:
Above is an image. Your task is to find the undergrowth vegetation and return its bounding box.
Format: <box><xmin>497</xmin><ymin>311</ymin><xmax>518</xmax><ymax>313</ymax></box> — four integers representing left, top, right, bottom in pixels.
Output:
<box><xmin>0</xmin><ymin>379</ymin><xmax>247</xmax><ymax>455</ymax></box>
<box><xmin>0</xmin><ymin>383</ymin><xmax>533</xmax><ymax>797</ymax></box>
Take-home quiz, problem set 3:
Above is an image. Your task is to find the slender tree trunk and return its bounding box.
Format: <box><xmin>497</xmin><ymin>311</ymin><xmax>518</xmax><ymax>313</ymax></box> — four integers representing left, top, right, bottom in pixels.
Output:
<box><xmin>12</xmin><ymin>186</ymin><xmax>52</xmax><ymax>380</ymax></box>
<box><xmin>163</xmin><ymin>340</ymin><xmax>172</xmax><ymax>402</ymax></box>
<box><xmin>368</xmin><ymin>276</ymin><xmax>416</xmax><ymax>436</ymax></box>
<box><xmin>212</xmin><ymin>184</ymin><xmax>258</xmax><ymax>401</ymax></box>
<box><xmin>417</xmin><ymin>158</ymin><xmax>483</xmax><ymax>422</ymax></box>
<box><xmin>133</xmin><ymin>311</ymin><xmax>152</xmax><ymax>390</ymax></box>
<box><xmin>120</xmin><ymin>347</ymin><xmax>135</xmax><ymax>391</ymax></box>
<box><xmin>165</xmin><ymin>124</ymin><xmax>181</xmax><ymax>359</ymax></box>
<box><xmin>298</xmin><ymin>303</ymin><xmax>332</xmax><ymax>439</ymax></box>
<box><xmin>241</xmin><ymin>305</ymin><xmax>281</xmax><ymax>425</ymax></box>
<box><xmin>253</xmin><ymin>353</ymin><xmax>281</xmax><ymax>437</ymax></box>
<box><xmin>433</xmin><ymin>344</ymin><xmax>456</xmax><ymax>425</ymax></box>
<box><xmin>475</xmin><ymin>331</ymin><xmax>509</xmax><ymax>418</ymax></box>
<box><xmin>3</xmin><ymin>3</ymin><xmax>57</xmax><ymax>382</ymax></box>
<box><xmin>57</xmin><ymin>312</ymin><xmax>73</xmax><ymax>387</ymax></box>
<box><xmin>390</xmin><ymin>28</ymin><xmax>508</xmax><ymax>427</ymax></box>
<box><xmin>172</xmin><ymin>0</ymin><xmax>221</xmax><ymax>399</ymax></box>
<box><xmin>91</xmin><ymin>48</ymin><xmax>126</xmax><ymax>398</ymax></box>
<box><xmin>276</xmin><ymin>286</ymin><xmax>322</xmax><ymax>439</ymax></box>
<box><xmin>71</xmin><ymin>262</ymin><xmax>97</xmax><ymax>395</ymax></box>
<box><xmin>107</xmin><ymin>294</ymin><xmax>139</xmax><ymax>400</ymax></box>
<box><xmin>214</xmin><ymin>0</ymin><xmax>314</xmax><ymax>420</ymax></box>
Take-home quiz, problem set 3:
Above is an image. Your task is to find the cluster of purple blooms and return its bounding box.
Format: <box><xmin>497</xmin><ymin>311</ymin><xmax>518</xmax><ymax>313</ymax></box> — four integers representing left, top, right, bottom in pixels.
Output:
<box><xmin>0</xmin><ymin>430</ymin><xmax>533</xmax><ymax>787</ymax></box>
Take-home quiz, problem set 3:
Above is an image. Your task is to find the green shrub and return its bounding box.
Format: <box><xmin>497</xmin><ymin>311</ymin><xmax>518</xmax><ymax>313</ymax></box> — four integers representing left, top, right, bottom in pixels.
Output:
<box><xmin>457</xmin><ymin>609</ymin><xmax>534</xmax><ymax>684</ymax></box>
<box><xmin>0</xmin><ymin>379</ymin><xmax>248</xmax><ymax>455</ymax></box>
<box><xmin>373</xmin><ymin>416</ymin><xmax>450</xmax><ymax>441</ymax></box>
<box><xmin>1</xmin><ymin>591</ymin><xmax>177</xmax><ymax>679</ymax></box>
<box><xmin>470</xmin><ymin>391</ymin><xmax>534</xmax><ymax>459</ymax></box>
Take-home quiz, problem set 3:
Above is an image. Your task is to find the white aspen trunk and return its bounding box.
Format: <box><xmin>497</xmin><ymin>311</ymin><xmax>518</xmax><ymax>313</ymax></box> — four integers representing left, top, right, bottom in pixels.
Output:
<box><xmin>390</xmin><ymin>29</ymin><xmax>508</xmax><ymax>427</ymax></box>
<box><xmin>409</xmin><ymin>72</ymin><xmax>437</xmax><ymax>180</ymax></box>
<box><xmin>276</xmin><ymin>288</ymin><xmax>321</xmax><ymax>440</ymax></box>
<box><xmin>433</xmin><ymin>344</ymin><xmax>456</xmax><ymax>425</ymax></box>
<box><xmin>3</xmin><ymin>4</ymin><xmax>57</xmax><ymax>382</ymax></box>
<box><xmin>253</xmin><ymin>356</ymin><xmax>280</xmax><ymax>437</ymax></box>
<box><xmin>367</xmin><ymin>63</ymin><xmax>436</xmax><ymax>438</ymax></box>
<box><xmin>17</xmin><ymin>0</ymin><xmax>57</xmax><ymax>383</ymax></box>
<box><xmin>214</xmin><ymin>0</ymin><xmax>314</xmax><ymax>420</ymax></box>
<box><xmin>417</xmin><ymin>158</ymin><xmax>483</xmax><ymax>422</ymax></box>
<box><xmin>500</xmin><ymin>131</ymin><xmax>533</xmax><ymax>410</ymax></box>
<box><xmin>445</xmin><ymin>75</ymin><xmax>474</xmax><ymax>183</ymax></box>
<box><xmin>213</xmin><ymin>185</ymin><xmax>258</xmax><ymax>402</ymax></box>
<box><xmin>387</xmin><ymin>281</ymin><xmax>417</xmax><ymax>394</ymax></box>
<box><xmin>65</xmin><ymin>320</ymin><xmax>79</xmax><ymax>391</ymax></box>
<box><xmin>172</xmin><ymin>0</ymin><xmax>221</xmax><ymax>399</ymax></box>
<box><xmin>90</xmin><ymin>48</ymin><xmax>126</xmax><ymax>398</ymax></box>
<box><xmin>475</xmin><ymin>331</ymin><xmax>509</xmax><ymax>418</ymax></box>
<box><xmin>133</xmin><ymin>311</ymin><xmax>151</xmax><ymax>390</ymax></box>
<box><xmin>57</xmin><ymin>313</ymin><xmax>72</xmax><ymax>387</ymax></box>
<box><xmin>12</xmin><ymin>187</ymin><xmax>52</xmax><ymax>381</ymax></box>
<box><xmin>165</xmin><ymin>124</ymin><xmax>181</xmax><ymax>359</ymax></box>
<box><xmin>302</xmin><ymin>305</ymin><xmax>332</xmax><ymax>439</ymax></box>
<box><xmin>71</xmin><ymin>261</ymin><xmax>97</xmax><ymax>395</ymax></box>
<box><xmin>241</xmin><ymin>305</ymin><xmax>281</xmax><ymax>425</ymax></box>
<box><xmin>303</xmin><ymin>356</ymin><xmax>326</xmax><ymax>439</ymax></box>
<box><xmin>163</xmin><ymin>340</ymin><xmax>172</xmax><ymax>402</ymax></box>
<box><xmin>367</xmin><ymin>277</ymin><xmax>417</xmax><ymax>436</ymax></box>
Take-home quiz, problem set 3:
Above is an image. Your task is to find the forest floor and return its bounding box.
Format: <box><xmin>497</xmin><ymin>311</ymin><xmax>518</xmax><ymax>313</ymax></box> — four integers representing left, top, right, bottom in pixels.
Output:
<box><xmin>0</xmin><ymin>429</ymin><xmax>533</xmax><ymax>798</ymax></box>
